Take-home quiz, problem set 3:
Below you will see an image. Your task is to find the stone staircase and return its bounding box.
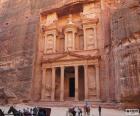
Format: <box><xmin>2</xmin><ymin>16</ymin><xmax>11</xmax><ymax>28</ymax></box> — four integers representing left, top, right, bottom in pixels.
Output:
<box><xmin>27</xmin><ymin>101</ymin><xmax>120</xmax><ymax>109</ymax></box>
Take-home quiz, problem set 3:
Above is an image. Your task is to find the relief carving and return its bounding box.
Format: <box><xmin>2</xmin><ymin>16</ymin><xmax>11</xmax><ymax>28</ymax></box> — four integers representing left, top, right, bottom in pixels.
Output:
<box><xmin>86</xmin><ymin>28</ymin><xmax>95</xmax><ymax>49</ymax></box>
<box><xmin>67</xmin><ymin>31</ymin><xmax>73</xmax><ymax>49</ymax></box>
<box><xmin>47</xmin><ymin>34</ymin><xmax>54</xmax><ymax>50</ymax></box>
<box><xmin>45</xmin><ymin>84</ymin><xmax>51</xmax><ymax>97</ymax></box>
<box><xmin>88</xmin><ymin>66</ymin><xmax>97</xmax><ymax>97</ymax></box>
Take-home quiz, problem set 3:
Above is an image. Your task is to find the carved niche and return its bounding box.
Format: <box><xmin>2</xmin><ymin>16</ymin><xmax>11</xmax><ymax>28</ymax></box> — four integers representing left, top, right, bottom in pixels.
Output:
<box><xmin>64</xmin><ymin>14</ymin><xmax>77</xmax><ymax>51</ymax></box>
<box><xmin>83</xmin><ymin>23</ymin><xmax>97</xmax><ymax>50</ymax></box>
<box><xmin>44</xmin><ymin>29</ymin><xmax>58</xmax><ymax>54</ymax></box>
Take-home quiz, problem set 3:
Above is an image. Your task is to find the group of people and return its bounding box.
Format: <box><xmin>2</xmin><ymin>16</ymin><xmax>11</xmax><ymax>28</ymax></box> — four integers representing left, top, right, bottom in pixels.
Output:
<box><xmin>19</xmin><ymin>107</ymin><xmax>39</xmax><ymax>116</ymax></box>
<box><xmin>0</xmin><ymin>106</ymin><xmax>50</xmax><ymax>116</ymax></box>
<box><xmin>68</xmin><ymin>106</ymin><xmax>82</xmax><ymax>116</ymax></box>
<box><xmin>0</xmin><ymin>102</ymin><xmax>102</xmax><ymax>116</ymax></box>
<box><xmin>68</xmin><ymin>102</ymin><xmax>102</xmax><ymax>116</ymax></box>
<box><xmin>7</xmin><ymin>106</ymin><xmax>39</xmax><ymax>116</ymax></box>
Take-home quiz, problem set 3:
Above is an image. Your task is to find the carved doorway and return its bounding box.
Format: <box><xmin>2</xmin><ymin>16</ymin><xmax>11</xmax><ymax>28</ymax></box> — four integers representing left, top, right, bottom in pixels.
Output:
<box><xmin>69</xmin><ymin>78</ymin><xmax>75</xmax><ymax>97</ymax></box>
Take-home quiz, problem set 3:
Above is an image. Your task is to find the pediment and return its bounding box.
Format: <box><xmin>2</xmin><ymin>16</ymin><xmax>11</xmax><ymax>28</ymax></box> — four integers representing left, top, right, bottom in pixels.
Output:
<box><xmin>56</xmin><ymin>54</ymin><xmax>83</xmax><ymax>61</ymax></box>
<box><xmin>42</xmin><ymin>52</ymin><xmax>101</xmax><ymax>63</ymax></box>
<box><xmin>45</xmin><ymin>53</ymin><xmax>86</xmax><ymax>63</ymax></box>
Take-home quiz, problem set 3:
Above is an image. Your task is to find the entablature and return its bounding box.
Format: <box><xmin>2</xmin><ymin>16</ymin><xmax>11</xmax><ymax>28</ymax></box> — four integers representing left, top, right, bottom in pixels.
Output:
<box><xmin>41</xmin><ymin>50</ymin><xmax>100</xmax><ymax>64</ymax></box>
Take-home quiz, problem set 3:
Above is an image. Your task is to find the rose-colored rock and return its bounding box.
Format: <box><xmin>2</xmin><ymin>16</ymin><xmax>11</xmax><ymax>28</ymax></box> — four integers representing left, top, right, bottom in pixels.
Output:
<box><xmin>0</xmin><ymin>0</ymin><xmax>139</xmax><ymax>105</ymax></box>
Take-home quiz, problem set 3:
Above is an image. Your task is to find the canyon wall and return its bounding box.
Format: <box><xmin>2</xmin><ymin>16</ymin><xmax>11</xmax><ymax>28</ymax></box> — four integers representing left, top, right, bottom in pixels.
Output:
<box><xmin>0</xmin><ymin>0</ymin><xmax>139</xmax><ymax>103</ymax></box>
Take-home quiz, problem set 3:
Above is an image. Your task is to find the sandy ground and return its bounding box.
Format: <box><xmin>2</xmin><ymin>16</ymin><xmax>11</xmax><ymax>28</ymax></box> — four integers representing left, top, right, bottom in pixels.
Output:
<box><xmin>51</xmin><ymin>107</ymin><xmax>125</xmax><ymax>116</ymax></box>
<box><xmin>0</xmin><ymin>104</ymin><xmax>126</xmax><ymax>116</ymax></box>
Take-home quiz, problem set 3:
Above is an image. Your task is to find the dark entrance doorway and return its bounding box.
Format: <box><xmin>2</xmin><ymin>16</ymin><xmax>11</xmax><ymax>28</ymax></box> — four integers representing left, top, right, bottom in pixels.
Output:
<box><xmin>69</xmin><ymin>78</ymin><xmax>75</xmax><ymax>97</ymax></box>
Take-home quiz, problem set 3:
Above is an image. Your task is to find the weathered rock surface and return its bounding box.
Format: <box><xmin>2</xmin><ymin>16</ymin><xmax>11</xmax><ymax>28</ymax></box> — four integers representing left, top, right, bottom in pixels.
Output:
<box><xmin>110</xmin><ymin>0</ymin><xmax>140</xmax><ymax>100</ymax></box>
<box><xmin>0</xmin><ymin>0</ymin><xmax>139</xmax><ymax>104</ymax></box>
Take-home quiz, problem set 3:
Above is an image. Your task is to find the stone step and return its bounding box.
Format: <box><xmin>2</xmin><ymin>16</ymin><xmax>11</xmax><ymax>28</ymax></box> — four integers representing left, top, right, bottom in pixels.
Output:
<box><xmin>27</xmin><ymin>101</ymin><xmax>120</xmax><ymax>109</ymax></box>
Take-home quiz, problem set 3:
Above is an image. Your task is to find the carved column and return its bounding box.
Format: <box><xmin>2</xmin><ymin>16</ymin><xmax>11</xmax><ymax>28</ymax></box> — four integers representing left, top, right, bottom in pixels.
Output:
<box><xmin>75</xmin><ymin>66</ymin><xmax>79</xmax><ymax>101</ymax></box>
<box><xmin>83</xmin><ymin>28</ymin><xmax>87</xmax><ymax>50</ymax></box>
<box><xmin>95</xmin><ymin>64</ymin><xmax>100</xmax><ymax>100</ymax></box>
<box><xmin>51</xmin><ymin>67</ymin><xmax>56</xmax><ymax>101</ymax></box>
<box><xmin>65</xmin><ymin>34</ymin><xmax>67</xmax><ymax>51</ymax></box>
<box><xmin>44</xmin><ymin>36</ymin><xmax>47</xmax><ymax>53</ymax></box>
<box><xmin>60</xmin><ymin>66</ymin><xmax>64</xmax><ymax>101</ymax></box>
<box><xmin>41</xmin><ymin>68</ymin><xmax>46</xmax><ymax>100</ymax></box>
<box><xmin>84</xmin><ymin>65</ymin><xmax>88</xmax><ymax>100</ymax></box>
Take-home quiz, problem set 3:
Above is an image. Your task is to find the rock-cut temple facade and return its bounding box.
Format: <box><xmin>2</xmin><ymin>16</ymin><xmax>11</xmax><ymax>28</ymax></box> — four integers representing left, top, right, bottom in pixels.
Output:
<box><xmin>0</xmin><ymin>0</ymin><xmax>140</xmax><ymax>104</ymax></box>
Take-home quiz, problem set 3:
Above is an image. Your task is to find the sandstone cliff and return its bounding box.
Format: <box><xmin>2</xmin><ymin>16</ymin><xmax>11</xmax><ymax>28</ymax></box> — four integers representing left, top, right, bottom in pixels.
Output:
<box><xmin>0</xmin><ymin>0</ymin><xmax>139</xmax><ymax>104</ymax></box>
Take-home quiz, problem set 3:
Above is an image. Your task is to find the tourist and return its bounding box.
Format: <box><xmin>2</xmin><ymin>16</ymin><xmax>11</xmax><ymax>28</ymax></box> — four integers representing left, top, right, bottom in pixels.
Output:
<box><xmin>30</xmin><ymin>108</ymin><xmax>33</xmax><ymax>116</ymax></box>
<box><xmin>84</xmin><ymin>101</ymin><xmax>90</xmax><ymax>116</ymax></box>
<box><xmin>33</xmin><ymin>107</ymin><xmax>39</xmax><ymax>116</ymax></box>
<box><xmin>23</xmin><ymin>108</ymin><xmax>31</xmax><ymax>116</ymax></box>
<box><xmin>78</xmin><ymin>107</ymin><xmax>82</xmax><ymax>116</ymax></box>
<box><xmin>38</xmin><ymin>109</ymin><xmax>45</xmax><ymax>116</ymax></box>
<box><xmin>98</xmin><ymin>106</ymin><xmax>101</xmax><ymax>116</ymax></box>
<box><xmin>18</xmin><ymin>110</ymin><xmax>22</xmax><ymax>116</ymax></box>
<box><xmin>76</xmin><ymin>106</ymin><xmax>82</xmax><ymax>116</ymax></box>
<box><xmin>74</xmin><ymin>106</ymin><xmax>80</xmax><ymax>116</ymax></box>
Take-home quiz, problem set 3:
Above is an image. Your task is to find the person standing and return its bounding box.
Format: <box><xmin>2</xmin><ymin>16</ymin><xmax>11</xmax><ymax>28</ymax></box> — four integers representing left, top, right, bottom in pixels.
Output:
<box><xmin>33</xmin><ymin>106</ymin><xmax>39</xmax><ymax>116</ymax></box>
<box><xmin>98</xmin><ymin>106</ymin><xmax>101</xmax><ymax>116</ymax></box>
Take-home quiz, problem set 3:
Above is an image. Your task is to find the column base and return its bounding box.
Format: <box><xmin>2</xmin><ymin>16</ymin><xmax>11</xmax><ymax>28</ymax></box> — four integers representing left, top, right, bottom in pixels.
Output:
<box><xmin>51</xmin><ymin>99</ymin><xmax>55</xmax><ymax>102</ymax></box>
<box><xmin>84</xmin><ymin>98</ymin><xmax>101</xmax><ymax>102</ymax></box>
<box><xmin>40</xmin><ymin>99</ymin><xmax>48</xmax><ymax>102</ymax></box>
<box><xmin>60</xmin><ymin>99</ymin><xmax>64</xmax><ymax>102</ymax></box>
<box><xmin>75</xmin><ymin>99</ymin><xmax>79</xmax><ymax>101</ymax></box>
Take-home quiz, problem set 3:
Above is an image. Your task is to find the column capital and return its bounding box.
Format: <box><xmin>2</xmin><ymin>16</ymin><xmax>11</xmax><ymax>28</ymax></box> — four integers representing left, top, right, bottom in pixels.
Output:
<box><xmin>42</xmin><ymin>67</ymin><xmax>47</xmax><ymax>70</ymax></box>
<box><xmin>60</xmin><ymin>65</ymin><xmax>65</xmax><ymax>69</ymax></box>
<box><xmin>84</xmin><ymin>65</ymin><xmax>88</xmax><ymax>68</ymax></box>
<box><xmin>74</xmin><ymin>65</ymin><xmax>79</xmax><ymax>68</ymax></box>
<box><xmin>52</xmin><ymin>67</ymin><xmax>56</xmax><ymax>69</ymax></box>
<box><xmin>95</xmin><ymin>63</ymin><xmax>99</xmax><ymax>67</ymax></box>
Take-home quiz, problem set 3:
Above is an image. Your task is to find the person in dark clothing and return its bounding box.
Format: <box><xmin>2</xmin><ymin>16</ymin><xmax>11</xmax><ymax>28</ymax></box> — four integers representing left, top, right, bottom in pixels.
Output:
<box><xmin>38</xmin><ymin>109</ymin><xmax>46</xmax><ymax>116</ymax></box>
<box><xmin>98</xmin><ymin>106</ymin><xmax>101</xmax><ymax>116</ymax></box>
<box><xmin>33</xmin><ymin>107</ymin><xmax>39</xmax><ymax>116</ymax></box>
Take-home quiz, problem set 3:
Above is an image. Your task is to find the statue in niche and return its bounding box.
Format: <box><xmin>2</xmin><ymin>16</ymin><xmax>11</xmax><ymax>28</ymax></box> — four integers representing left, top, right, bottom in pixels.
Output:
<box><xmin>88</xmin><ymin>66</ymin><xmax>96</xmax><ymax>89</ymax></box>
<box><xmin>86</xmin><ymin>28</ymin><xmax>95</xmax><ymax>49</ymax></box>
<box><xmin>67</xmin><ymin>31</ymin><xmax>73</xmax><ymax>49</ymax></box>
<box><xmin>45</xmin><ymin>84</ymin><xmax>51</xmax><ymax>97</ymax></box>
<box><xmin>47</xmin><ymin>34</ymin><xmax>53</xmax><ymax>50</ymax></box>
<box><xmin>67</xmin><ymin>14</ymin><xmax>73</xmax><ymax>24</ymax></box>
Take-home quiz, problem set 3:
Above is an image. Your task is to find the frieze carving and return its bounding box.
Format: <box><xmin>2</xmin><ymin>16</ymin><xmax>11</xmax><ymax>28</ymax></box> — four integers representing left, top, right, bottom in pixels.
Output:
<box><xmin>86</xmin><ymin>28</ymin><xmax>95</xmax><ymax>49</ymax></box>
<box><xmin>46</xmin><ymin>34</ymin><xmax>54</xmax><ymax>50</ymax></box>
<box><xmin>44</xmin><ymin>28</ymin><xmax>58</xmax><ymax>54</ymax></box>
<box><xmin>83</xmin><ymin>24</ymin><xmax>97</xmax><ymax>50</ymax></box>
<box><xmin>44</xmin><ymin>85</ymin><xmax>51</xmax><ymax>97</ymax></box>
